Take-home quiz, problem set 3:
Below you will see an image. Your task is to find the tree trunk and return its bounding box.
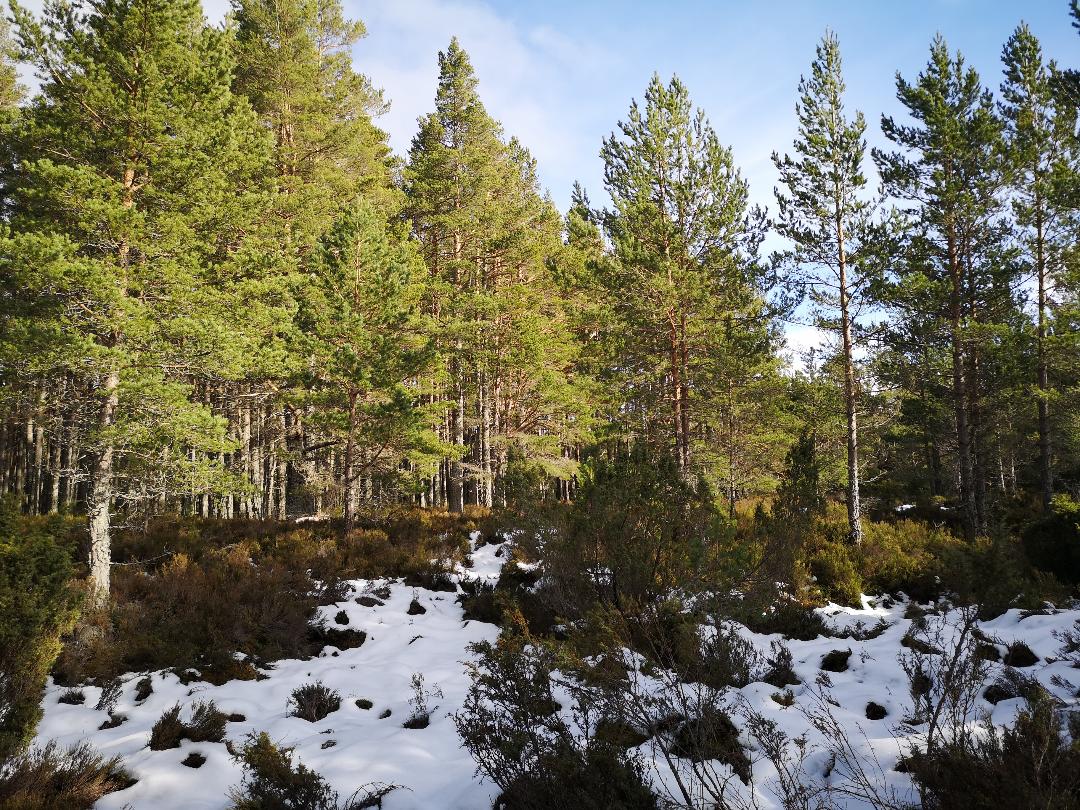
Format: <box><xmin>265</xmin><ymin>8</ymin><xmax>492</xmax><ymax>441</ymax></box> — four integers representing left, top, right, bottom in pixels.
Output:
<box><xmin>342</xmin><ymin>390</ymin><xmax>357</xmax><ymax>532</ymax></box>
<box><xmin>275</xmin><ymin>407</ymin><xmax>288</xmax><ymax>519</ymax></box>
<box><xmin>669</xmin><ymin>316</ymin><xmax>685</xmax><ymax>471</ymax></box>
<box><xmin>947</xmin><ymin>223</ymin><xmax>976</xmax><ymax>539</ymax></box>
<box><xmin>1035</xmin><ymin>205</ymin><xmax>1052</xmax><ymax>510</ymax></box>
<box><xmin>448</xmin><ymin>373</ymin><xmax>465</xmax><ymax>513</ymax></box>
<box><xmin>87</xmin><ymin>368</ymin><xmax>119</xmax><ymax>604</ymax></box>
<box><xmin>837</xmin><ymin>219</ymin><xmax>862</xmax><ymax>545</ymax></box>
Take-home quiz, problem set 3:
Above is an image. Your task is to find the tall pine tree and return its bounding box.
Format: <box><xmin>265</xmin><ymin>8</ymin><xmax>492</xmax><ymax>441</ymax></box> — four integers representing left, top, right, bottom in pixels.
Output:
<box><xmin>773</xmin><ymin>31</ymin><xmax>880</xmax><ymax>544</ymax></box>
<box><xmin>600</xmin><ymin>74</ymin><xmax>768</xmax><ymax>475</ymax></box>
<box><xmin>875</xmin><ymin>36</ymin><xmax>1010</xmax><ymax>538</ymax></box>
<box><xmin>5</xmin><ymin>0</ymin><xmax>271</xmax><ymax>598</ymax></box>
<box><xmin>1000</xmin><ymin>23</ymin><xmax>1080</xmax><ymax>509</ymax></box>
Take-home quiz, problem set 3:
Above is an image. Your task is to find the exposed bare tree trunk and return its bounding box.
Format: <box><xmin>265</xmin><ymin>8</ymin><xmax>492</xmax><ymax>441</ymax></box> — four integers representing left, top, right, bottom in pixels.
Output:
<box><xmin>87</xmin><ymin>367</ymin><xmax>119</xmax><ymax>604</ymax></box>
<box><xmin>342</xmin><ymin>390</ymin><xmax>357</xmax><ymax>532</ymax></box>
<box><xmin>836</xmin><ymin>213</ymin><xmax>862</xmax><ymax>545</ymax></box>
<box><xmin>947</xmin><ymin>221</ymin><xmax>976</xmax><ymax>540</ymax></box>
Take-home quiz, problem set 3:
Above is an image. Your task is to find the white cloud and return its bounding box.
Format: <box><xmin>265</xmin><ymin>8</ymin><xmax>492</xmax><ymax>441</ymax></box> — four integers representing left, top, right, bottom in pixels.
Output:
<box><xmin>350</xmin><ymin>0</ymin><xmax>620</xmax><ymax>206</ymax></box>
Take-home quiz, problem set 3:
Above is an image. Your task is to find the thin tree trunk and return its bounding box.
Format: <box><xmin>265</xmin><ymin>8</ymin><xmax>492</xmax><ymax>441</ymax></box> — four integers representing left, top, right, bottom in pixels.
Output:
<box><xmin>1035</xmin><ymin>203</ymin><xmax>1052</xmax><ymax>509</ymax></box>
<box><xmin>343</xmin><ymin>390</ymin><xmax>357</xmax><ymax>532</ymax></box>
<box><xmin>947</xmin><ymin>222</ymin><xmax>976</xmax><ymax>539</ymax></box>
<box><xmin>837</xmin><ymin>216</ymin><xmax>863</xmax><ymax>545</ymax></box>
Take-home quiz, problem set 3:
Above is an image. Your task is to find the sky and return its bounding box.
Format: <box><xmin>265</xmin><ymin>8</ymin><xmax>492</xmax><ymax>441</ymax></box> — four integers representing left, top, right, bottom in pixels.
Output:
<box><xmin>340</xmin><ymin>0</ymin><xmax>1076</xmax><ymax>354</ymax></box>
<box><xmin>13</xmin><ymin>0</ymin><xmax>1080</xmax><ymax>353</ymax></box>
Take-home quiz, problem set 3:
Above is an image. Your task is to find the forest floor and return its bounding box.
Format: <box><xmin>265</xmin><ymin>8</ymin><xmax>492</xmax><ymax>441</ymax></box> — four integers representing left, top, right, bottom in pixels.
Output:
<box><xmin>33</xmin><ymin>531</ymin><xmax>1080</xmax><ymax>810</ymax></box>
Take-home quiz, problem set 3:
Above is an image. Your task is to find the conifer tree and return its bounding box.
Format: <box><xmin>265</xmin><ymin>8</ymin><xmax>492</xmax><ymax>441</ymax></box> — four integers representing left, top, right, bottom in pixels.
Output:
<box><xmin>875</xmin><ymin>36</ymin><xmax>1009</xmax><ymax>538</ymax></box>
<box><xmin>296</xmin><ymin>200</ymin><xmax>434</xmax><ymax>530</ymax></box>
<box><xmin>406</xmin><ymin>39</ymin><xmax>581</xmax><ymax>510</ymax></box>
<box><xmin>4</xmin><ymin>0</ymin><xmax>271</xmax><ymax>599</ymax></box>
<box><xmin>600</xmin><ymin>74</ymin><xmax>768</xmax><ymax>473</ymax></box>
<box><xmin>229</xmin><ymin>0</ymin><xmax>395</xmax><ymax>518</ymax></box>
<box><xmin>232</xmin><ymin>0</ymin><xmax>395</xmax><ymax>237</ymax></box>
<box><xmin>1000</xmin><ymin>23</ymin><xmax>1080</xmax><ymax>510</ymax></box>
<box><xmin>0</xmin><ymin>17</ymin><xmax>22</xmax><ymax>112</ymax></box>
<box><xmin>773</xmin><ymin>31</ymin><xmax>878</xmax><ymax>544</ymax></box>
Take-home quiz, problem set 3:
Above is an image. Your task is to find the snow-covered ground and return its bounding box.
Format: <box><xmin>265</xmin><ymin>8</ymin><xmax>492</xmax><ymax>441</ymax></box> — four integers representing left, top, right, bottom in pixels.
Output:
<box><xmin>32</xmin><ymin>532</ymin><xmax>1080</xmax><ymax>810</ymax></box>
<box><xmin>35</xmin><ymin>534</ymin><xmax>507</xmax><ymax>810</ymax></box>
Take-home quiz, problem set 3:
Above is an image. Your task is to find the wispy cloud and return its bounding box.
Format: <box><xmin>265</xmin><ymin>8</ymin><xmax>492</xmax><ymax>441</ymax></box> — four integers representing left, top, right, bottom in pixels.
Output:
<box><xmin>352</xmin><ymin>0</ymin><xmax>622</xmax><ymax>206</ymax></box>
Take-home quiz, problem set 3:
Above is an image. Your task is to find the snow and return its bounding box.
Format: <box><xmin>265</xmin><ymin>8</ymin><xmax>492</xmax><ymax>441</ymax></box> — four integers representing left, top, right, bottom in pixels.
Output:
<box><xmin>31</xmin><ymin>532</ymin><xmax>1080</xmax><ymax>810</ymax></box>
<box><xmin>34</xmin><ymin>532</ymin><xmax>504</xmax><ymax>810</ymax></box>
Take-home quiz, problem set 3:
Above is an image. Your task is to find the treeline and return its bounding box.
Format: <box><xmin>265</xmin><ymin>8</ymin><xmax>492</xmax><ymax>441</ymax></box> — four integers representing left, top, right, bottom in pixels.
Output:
<box><xmin>0</xmin><ymin>0</ymin><xmax>1078</xmax><ymax>598</ymax></box>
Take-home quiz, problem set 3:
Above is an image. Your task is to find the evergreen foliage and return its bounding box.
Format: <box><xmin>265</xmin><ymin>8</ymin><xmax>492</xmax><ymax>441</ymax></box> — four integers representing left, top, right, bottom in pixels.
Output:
<box><xmin>0</xmin><ymin>3</ymin><xmax>1074</xmax><ymax>618</ymax></box>
<box><xmin>0</xmin><ymin>501</ymin><xmax>80</xmax><ymax>759</ymax></box>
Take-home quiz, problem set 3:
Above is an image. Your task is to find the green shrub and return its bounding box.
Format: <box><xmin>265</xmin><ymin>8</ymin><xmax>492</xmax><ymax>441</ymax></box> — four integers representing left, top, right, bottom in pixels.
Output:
<box><xmin>733</xmin><ymin>599</ymin><xmax>828</xmax><ymax>641</ymax></box>
<box><xmin>454</xmin><ymin>627</ymin><xmax>657</xmax><ymax>810</ymax></box>
<box><xmin>807</xmin><ymin>540</ymin><xmax>862</xmax><ymax>607</ymax></box>
<box><xmin>541</xmin><ymin>445</ymin><xmax>735</xmax><ymax>617</ymax></box>
<box><xmin>858</xmin><ymin>519</ymin><xmax>964</xmax><ymax>602</ymax></box>
<box><xmin>0</xmin><ymin>500</ymin><xmax>81</xmax><ymax>759</ymax></box>
<box><xmin>496</xmin><ymin>741</ymin><xmax>658</xmax><ymax>810</ymax></box>
<box><xmin>862</xmin><ymin>518</ymin><xmax>1051</xmax><ymax>615</ymax></box>
<box><xmin>0</xmin><ymin>741</ymin><xmax>134</xmax><ymax>810</ymax></box>
<box><xmin>228</xmin><ymin>732</ymin><xmax>338</xmax><ymax>810</ymax></box>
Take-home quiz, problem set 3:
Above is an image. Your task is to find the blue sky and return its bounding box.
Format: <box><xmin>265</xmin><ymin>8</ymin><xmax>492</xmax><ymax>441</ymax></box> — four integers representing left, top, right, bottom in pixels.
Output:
<box><xmin>16</xmin><ymin>0</ymin><xmax>1075</xmax><ymax>217</ymax></box>
<box><xmin>349</xmin><ymin>0</ymin><xmax>1078</xmax><ymax>217</ymax></box>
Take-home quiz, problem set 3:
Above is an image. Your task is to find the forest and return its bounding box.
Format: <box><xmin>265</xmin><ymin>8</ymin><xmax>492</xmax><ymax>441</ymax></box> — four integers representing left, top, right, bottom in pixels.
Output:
<box><xmin>1</xmin><ymin>0</ymin><xmax>1080</xmax><ymax>808</ymax></box>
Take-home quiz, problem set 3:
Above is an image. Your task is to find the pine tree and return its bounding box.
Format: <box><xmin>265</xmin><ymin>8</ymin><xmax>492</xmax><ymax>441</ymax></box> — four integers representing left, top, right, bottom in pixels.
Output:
<box><xmin>600</xmin><ymin>74</ymin><xmax>768</xmax><ymax>473</ymax></box>
<box><xmin>1000</xmin><ymin>23</ymin><xmax>1080</xmax><ymax>510</ymax></box>
<box><xmin>0</xmin><ymin>16</ymin><xmax>22</xmax><ymax>111</ymax></box>
<box><xmin>295</xmin><ymin>199</ymin><xmax>434</xmax><ymax>530</ymax></box>
<box><xmin>232</xmin><ymin>0</ymin><xmax>395</xmax><ymax>236</ymax></box>
<box><xmin>406</xmin><ymin>39</ymin><xmax>581</xmax><ymax>510</ymax></box>
<box><xmin>773</xmin><ymin>31</ymin><xmax>879</xmax><ymax>544</ymax></box>
<box><xmin>875</xmin><ymin>36</ymin><xmax>1010</xmax><ymax>538</ymax></box>
<box><xmin>229</xmin><ymin>0</ymin><xmax>396</xmax><ymax>518</ymax></box>
<box><xmin>5</xmin><ymin>0</ymin><xmax>271</xmax><ymax>599</ymax></box>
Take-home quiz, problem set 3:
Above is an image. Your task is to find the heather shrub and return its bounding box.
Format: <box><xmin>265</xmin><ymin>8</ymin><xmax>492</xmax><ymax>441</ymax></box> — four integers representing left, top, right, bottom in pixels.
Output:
<box><xmin>227</xmin><ymin>732</ymin><xmax>397</xmax><ymax>810</ymax></box>
<box><xmin>149</xmin><ymin>701</ymin><xmax>228</xmax><ymax>750</ymax></box>
<box><xmin>807</xmin><ymin>538</ymin><xmax>862</xmax><ymax>607</ymax></box>
<box><xmin>910</xmin><ymin>695</ymin><xmax>1080</xmax><ymax>810</ymax></box>
<box><xmin>55</xmin><ymin>546</ymin><xmax>319</xmax><ymax>683</ymax></box>
<box><xmin>228</xmin><ymin>732</ymin><xmax>337</xmax><ymax>810</ymax></box>
<box><xmin>454</xmin><ymin>625</ymin><xmax>657</xmax><ymax>810</ymax></box>
<box><xmin>539</xmin><ymin>445</ymin><xmax>735</xmax><ymax>618</ymax></box>
<box><xmin>0</xmin><ymin>741</ymin><xmax>134</xmax><ymax>810</ymax></box>
<box><xmin>288</xmin><ymin>682</ymin><xmax>341</xmax><ymax>723</ymax></box>
<box><xmin>858</xmin><ymin>519</ymin><xmax>964</xmax><ymax>601</ymax></box>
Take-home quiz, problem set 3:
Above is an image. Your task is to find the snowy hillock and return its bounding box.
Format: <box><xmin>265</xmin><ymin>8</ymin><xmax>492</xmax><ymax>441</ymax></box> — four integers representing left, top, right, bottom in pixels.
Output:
<box><xmin>33</xmin><ymin>532</ymin><xmax>1080</xmax><ymax>809</ymax></box>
